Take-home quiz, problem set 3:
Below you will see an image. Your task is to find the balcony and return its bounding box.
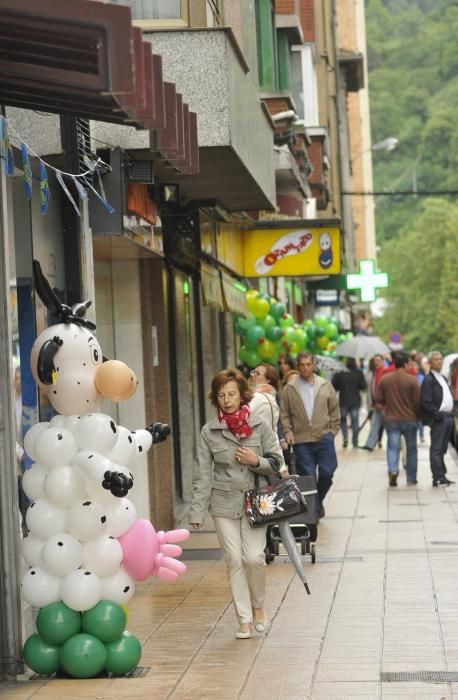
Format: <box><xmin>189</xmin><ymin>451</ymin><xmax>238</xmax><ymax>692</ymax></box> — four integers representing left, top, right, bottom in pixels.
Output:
<box><xmin>275</xmin><ymin>0</ymin><xmax>303</xmax><ymax>43</ymax></box>
<box><xmin>93</xmin><ymin>28</ymin><xmax>276</xmax><ymax>212</ymax></box>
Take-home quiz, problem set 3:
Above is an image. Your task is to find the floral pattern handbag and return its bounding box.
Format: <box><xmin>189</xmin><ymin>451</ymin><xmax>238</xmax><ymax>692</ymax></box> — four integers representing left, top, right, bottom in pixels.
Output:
<box><xmin>245</xmin><ymin>474</ymin><xmax>307</xmax><ymax>528</ymax></box>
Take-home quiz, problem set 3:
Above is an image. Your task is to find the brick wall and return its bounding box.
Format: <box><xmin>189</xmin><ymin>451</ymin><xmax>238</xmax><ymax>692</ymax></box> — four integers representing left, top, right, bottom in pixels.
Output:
<box><xmin>275</xmin><ymin>0</ymin><xmax>295</xmax><ymax>13</ymax></box>
<box><xmin>264</xmin><ymin>97</ymin><xmax>291</xmax><ymax>115</ymax></box>
<box><xmin>307</xmin><ymin>137</ymin><xmax>323</xmax><ymax>183</ymax></box>
<box><xmin>300</xmin><ymin>0</ymin><xmax>315</xmax><ymax>41</ymax></box>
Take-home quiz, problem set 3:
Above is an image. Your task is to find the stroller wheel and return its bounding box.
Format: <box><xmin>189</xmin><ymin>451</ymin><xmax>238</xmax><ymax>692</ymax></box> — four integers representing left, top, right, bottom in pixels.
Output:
<box><xmin>265</xmin><ymin>552</ymin><xmax>274</xmax><ymax>565</ymax></box>
<box><xmin>301</xmin><ymin>540</ymin><xmax>306</xmax><ymax>556</ymax></box>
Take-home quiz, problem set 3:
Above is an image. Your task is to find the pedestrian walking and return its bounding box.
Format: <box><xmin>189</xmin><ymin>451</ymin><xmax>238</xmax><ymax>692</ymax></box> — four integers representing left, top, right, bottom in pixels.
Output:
<box><xmin>360</xmin><ymin>354</ymin><xmax>386</xmax><ymax>451</ymax></box>
<box><xmin>189</xmin><ymin>368</ymin><xmax>283</xmax><ymax>639</ymax></box>
<box><xmin>375</xmin><ymin>351</ymin><xmax>421</xmax><ymax>487</ymax></box>
<box><xmin>278</xmin><ymin>353</ymin><xmax>296</xmax><ymax>380</ymax></box>
<box><xmin>280</xmin><ymin>352</ymin><xmax>340</xmax><ymax>519</ymax></box>
<box><xmin>332</xmin><ymin>358</ymin><xmax>367</xmax><ymax>447</ymax></box>
<box><xmin>420</xmin><ymin>351</ymin><xmax>455</xmax><ymax>486</ymax></box>
<box><xmin>249</xmin><ymin>363</ymin><xmax>288</xmax><ymax>475</ymax></box>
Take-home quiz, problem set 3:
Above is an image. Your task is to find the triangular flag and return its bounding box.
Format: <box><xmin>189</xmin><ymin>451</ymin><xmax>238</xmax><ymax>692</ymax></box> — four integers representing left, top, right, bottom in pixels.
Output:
<box><xmin>82</xmin><ymin>176</ymin><xmax>115</xmax><ymax>214</ymax></box>
<box><xmin>56</xmin><ymin>171</ymin><xmax>80</xmax><ymax>216</ymax></box>
<box><xmin>39</xmin><ymin>161</ymin><xmax>50</xmax><ymax>214</ymax></box>
<box><xmin>72</xmin><ymin>176</ymin><xmax>88</xmax><ymax>200</ymax></box>
<box><xmin>21</xmin><ymin>143</ymin><xmax>32</xmax><ymax>199</ymax></box>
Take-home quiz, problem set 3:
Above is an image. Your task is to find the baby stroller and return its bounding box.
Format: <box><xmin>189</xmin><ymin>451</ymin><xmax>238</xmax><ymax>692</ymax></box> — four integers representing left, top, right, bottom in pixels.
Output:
<box><xmin>265</xmin><ymin>448</ymin><xmax>319</xmax><ymax>564</ymax></box>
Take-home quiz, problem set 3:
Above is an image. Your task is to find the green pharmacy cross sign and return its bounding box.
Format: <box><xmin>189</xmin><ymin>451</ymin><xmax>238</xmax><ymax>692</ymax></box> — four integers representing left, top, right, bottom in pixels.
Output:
<box><xmin>346</xmin><ymin>259</ymin><xmax>389</xmax><ymax>302</ymax></box>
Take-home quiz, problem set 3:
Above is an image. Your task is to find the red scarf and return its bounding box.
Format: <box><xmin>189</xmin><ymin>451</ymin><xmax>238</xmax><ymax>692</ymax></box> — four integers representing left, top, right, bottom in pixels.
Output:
<box><xmin>218</xmin><ymin>404</ymin><xmax>253</xmax><ymax>439</ymax></box>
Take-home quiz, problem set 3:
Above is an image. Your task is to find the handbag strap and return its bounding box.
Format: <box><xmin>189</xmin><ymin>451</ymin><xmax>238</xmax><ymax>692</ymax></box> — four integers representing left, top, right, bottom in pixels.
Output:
<box><xmin>262</xmin><ymin>392</ymin><xmax>275</xmax><ymax>430</ymax></box>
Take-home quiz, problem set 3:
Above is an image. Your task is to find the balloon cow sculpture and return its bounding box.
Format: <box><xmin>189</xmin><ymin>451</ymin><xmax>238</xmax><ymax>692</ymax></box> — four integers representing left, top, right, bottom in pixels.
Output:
<box><xmin>21</xmin><ymin>261</ymin><xmax>189</xmax><ymax>678</ymax></box>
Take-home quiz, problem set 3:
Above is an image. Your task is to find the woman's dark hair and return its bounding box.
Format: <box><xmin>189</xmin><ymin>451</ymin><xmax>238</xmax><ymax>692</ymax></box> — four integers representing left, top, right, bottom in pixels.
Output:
<box><xmin>279</xmin><ymin>353</ymin><xmax>295</xmax><ymax>371</ymax></box>
<box><xmin>256</xmin><ymin>363</ymin><xmax>280</xmax><ymax>391</ymax></box>
<box><xmin>209</xmin><ymin>368</ymin><xmax>253</xmax><ymax>408</ymax></box>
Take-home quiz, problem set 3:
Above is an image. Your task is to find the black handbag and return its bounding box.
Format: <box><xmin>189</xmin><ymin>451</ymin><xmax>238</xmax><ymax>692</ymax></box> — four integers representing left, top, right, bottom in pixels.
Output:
<box><xmin>245</xmin><ymin>473</ymin><xmax>307</xmax><ymax>528</ymax></box>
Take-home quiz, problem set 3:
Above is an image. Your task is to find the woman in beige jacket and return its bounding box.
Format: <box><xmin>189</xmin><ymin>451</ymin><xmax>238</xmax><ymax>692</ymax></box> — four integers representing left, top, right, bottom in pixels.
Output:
<box><xmin>190</xmin><ymin>368</ymin><xmax>283</xmax><ymax>639</ymax></box>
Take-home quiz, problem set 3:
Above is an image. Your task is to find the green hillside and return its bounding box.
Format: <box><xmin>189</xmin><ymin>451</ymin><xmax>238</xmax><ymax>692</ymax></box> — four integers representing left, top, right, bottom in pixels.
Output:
<box><xmin>365</xmin><ymin>0</ymin><xmax>458</xmax><ymax>354</ymax></box>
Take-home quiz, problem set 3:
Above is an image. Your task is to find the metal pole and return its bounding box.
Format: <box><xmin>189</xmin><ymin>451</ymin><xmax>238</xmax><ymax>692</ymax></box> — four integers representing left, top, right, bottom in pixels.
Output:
<box><xmin>0</xmin><ymin>153</ymin><xmax>24</xmax><ymax>679</ymax></box>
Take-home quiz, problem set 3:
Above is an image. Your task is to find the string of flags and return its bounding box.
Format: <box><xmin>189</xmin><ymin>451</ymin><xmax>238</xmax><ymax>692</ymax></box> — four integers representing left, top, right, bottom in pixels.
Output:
<box><xmin>0</xmin><ymin>115</ymin><xmax>114</xmax><ymax>216</ymax></box>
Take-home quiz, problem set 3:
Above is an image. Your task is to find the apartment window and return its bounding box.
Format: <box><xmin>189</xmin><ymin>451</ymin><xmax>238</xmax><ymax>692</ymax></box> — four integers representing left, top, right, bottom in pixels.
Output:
<box><xmin>206</xmin><ymin>0</ymin><xmax>221</xmax><ymax>27</ymax></box>
<box><xmin>111</xmin><ymin>0</ymin><xmax>189</xmax><ymax>28</ymax></box>
<box><xmin>291</xmin><ymin>45</ymin><xmax>319</xmax><ymax>126</ymax></box>
<box><xmin>255</xmin><ymin>0</ymin><xmax>278</xmax><ymax>90</ymax></box>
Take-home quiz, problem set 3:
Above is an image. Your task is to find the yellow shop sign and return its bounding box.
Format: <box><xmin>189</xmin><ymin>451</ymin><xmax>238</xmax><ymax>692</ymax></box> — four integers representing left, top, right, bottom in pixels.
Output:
<box><xmin>243</xmin><ymin>224</ymin><xmax>341</xmax><ymax>277</ymax></box>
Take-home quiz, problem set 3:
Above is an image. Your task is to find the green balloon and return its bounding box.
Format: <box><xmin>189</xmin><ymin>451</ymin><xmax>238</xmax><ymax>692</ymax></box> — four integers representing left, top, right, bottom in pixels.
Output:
<box><xmin>82</xmin><ymin>600</ymin><xmax>126</xmax><ymax>644</ymax></box>
<box><xmin>315</xmin><ymin>316</ymin><xmax>328</xmax><ymax>329</ymax></box>
<box><xmin>242</xmin><ymin>348</ymin><xmax>262</xmax><ymax>368</ymax></box>
<box><xmin>258</xmin><ymin>314</ymin><xmax>276</xmax><ymax>331</ymax></box>
<box><xmin>279</xmin><ymin>313</ymin><xmax>295</xmax><ymax>328</ymax></box>
<box><xmin>23</xmin><ymin>633</ymin><xmax>61</xmax><ymax>675</ymax></box>
<box><xmin>105</xmin><ymin>631</ymin><xmax>142</xmax><ymax>676</ymax></box>
<box><xmin>270</xmin><ymin>302</ymin><xmax>285</xmax><ymax>320</ymax></box>
<box><xmin>326</xmin><ymin>323</ymin><xmax>338</xmax><ymax>340</ymax></box>
<box><xmin>60</xmin><ymin>633</ymin><xmax>107</xmax><ymax>679</ymax></box>
<box><xmin>306</xmin><ymin>325</ymin><xmax>316</xmax><ymax>340</ymax></box>
<box><xmin>266</xmin><ymin>325</ymin><xmax>282</xmax><ymax>342</ymax></box>
<box><xmin>237</xmin><ymin>314</ymin><xmax>255</xmax><ymax>331</ymax></box>
<box><xmin>245</xmin><ymin>324</ymin><xmax>265</xmax><ymax>349</ymax></box>
<box><xmin>37</xmin><ymin>602</ymin><xmax>81</xmax><ymax>646</ymax></box>
<box><xmin>315</xmin><ymin>325</ymin><xmax>325</xmax><ymax>337</ymax></box>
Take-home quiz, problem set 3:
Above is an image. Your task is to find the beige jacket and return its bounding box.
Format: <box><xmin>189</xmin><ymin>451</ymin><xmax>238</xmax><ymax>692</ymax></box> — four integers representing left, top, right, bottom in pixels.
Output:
<box><xmin>189</xmin><ymin>416</ymin><xmax>283</xmax><ymax>524</ymax></box>
<box><xmin>280</xmin><ymin>374</ymin><xmax>340</xmax><ymax>443</ymax></box>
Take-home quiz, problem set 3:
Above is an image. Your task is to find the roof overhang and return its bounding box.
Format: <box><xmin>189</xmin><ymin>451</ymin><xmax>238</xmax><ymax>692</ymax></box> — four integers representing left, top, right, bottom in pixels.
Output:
<box><xmin>0</xmin><ymin>0</ymin><xmax>198</xmax><ymax>174</ymax></box>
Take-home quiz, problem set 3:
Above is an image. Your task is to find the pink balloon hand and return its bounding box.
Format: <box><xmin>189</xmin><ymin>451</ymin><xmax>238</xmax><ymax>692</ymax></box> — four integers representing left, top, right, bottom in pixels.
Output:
<box><xmin>152</xmin><ymin>552</ymin><xmax>187</xmax><ymax>581</ymax></box>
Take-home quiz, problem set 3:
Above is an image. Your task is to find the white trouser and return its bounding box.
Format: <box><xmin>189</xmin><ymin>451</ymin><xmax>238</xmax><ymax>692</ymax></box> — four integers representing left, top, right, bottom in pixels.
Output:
<box><xmin>213</xmin><ymin>515</ymin><xmax>267</xmax><ymax>624</ymax></box>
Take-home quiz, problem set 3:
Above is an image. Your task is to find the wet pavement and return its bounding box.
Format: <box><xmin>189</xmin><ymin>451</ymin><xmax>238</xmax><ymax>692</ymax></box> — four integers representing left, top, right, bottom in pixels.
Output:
<box><xmin>3</xmin><ymin>430</ymin><xmax>458</xmax><ymax>699</ymax></box>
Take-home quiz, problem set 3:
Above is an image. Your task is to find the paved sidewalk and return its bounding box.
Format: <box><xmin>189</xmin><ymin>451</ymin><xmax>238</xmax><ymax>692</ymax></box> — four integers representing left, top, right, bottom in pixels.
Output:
<box><xmin>3</xmin><ymin>434</ymin><xmax>458</xmax><ymax>699</ymax></box>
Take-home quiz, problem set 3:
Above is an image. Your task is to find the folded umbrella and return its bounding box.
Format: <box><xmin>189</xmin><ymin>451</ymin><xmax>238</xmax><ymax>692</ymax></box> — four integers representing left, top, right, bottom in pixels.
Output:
<box><xmin>278</xmin><ymin>520</ymin><xmax>311</xmax><ymax>595</ymax></box>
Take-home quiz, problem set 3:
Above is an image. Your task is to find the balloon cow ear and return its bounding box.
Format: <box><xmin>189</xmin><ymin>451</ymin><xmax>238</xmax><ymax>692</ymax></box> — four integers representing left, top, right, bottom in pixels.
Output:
<box><xmin>37</xmin><ymin>336</ymin><xmax>63</xmax><ymax>385</ymax></box>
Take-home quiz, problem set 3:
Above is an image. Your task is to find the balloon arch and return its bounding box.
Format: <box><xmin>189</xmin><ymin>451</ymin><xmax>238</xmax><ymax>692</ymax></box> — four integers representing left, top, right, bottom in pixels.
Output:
<box><xmin>236</xmin><ymin>289</ymin><xmax>352</xmax><ymax>368</ymax></box>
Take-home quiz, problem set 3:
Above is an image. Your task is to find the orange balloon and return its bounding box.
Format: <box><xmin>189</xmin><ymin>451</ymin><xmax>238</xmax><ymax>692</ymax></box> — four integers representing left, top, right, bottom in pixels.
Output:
<box><xmin>94</xmin><ymin>360</ymin><xmax>138</xmax><ymax>401</ymax></box>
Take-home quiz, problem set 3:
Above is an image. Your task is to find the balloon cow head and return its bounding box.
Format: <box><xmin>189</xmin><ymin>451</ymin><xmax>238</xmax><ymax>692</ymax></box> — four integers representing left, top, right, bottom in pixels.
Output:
<box><xmin>31</xmin><ymin>260</ymin><xmax>137</xmax><ymax>417</ymax></box>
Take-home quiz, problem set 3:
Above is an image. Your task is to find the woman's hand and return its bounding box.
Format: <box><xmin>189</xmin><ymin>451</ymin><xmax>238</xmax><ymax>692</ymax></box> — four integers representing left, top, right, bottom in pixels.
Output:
<box><xmin>235</xmin><ymin>446</ymin><xmax>260</xmax><ymax>467</ymax></box>
<box><xmin>191</xmin><ymin>523</ymin><xmax>203</xmax><ymax>530</ymax></box>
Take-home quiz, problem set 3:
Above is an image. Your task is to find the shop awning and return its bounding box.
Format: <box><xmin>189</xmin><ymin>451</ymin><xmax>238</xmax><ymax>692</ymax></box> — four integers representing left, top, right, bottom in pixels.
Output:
<box><xmin>0</xmin><ymin>0</ymin><xmax>198</xmax><ymax>174</ymax></box>
<box><xmin>200</xmin><ymin>263</ymin><xmax>224</xmax><ymax>311</ymax></box>
<box><xmin>221</xmin><ymin>274</ymin><xmax>248</xmax><ymax>316</ymax></box>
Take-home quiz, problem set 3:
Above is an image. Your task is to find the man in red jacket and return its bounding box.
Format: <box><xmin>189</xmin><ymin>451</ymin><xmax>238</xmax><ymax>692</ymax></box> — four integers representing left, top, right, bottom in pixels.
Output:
<box><xmin>376</xmin><ymin>351</ymin><xmax>421</xmax><ymax>487</ymax></box>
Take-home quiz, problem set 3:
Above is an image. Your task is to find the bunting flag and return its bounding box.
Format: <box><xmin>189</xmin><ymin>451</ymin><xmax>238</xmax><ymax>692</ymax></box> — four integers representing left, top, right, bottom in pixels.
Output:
<box><xmin>39</xmin><ymin>161</ymin><xmax>50</xmax><ymax>215</ymax></box>
<box><xmin>56</xmin><ymin>171</ymin><xmax>80</xmax><ymax>216</ymax></box>
<box><xmin>21</xmin><ymin>143</ymin><xmax>32</xmax><ymax>199</ymax></box>
<box><xmin>0</xmin><ymin>118</ymin><xmax>114</xmax><ymax>216</ymax></box>
<box><xmin>0</xmin><ymin>115</ymin><xmax>15</xmax><ymax>176</ymax></box>
<box><xmin>72</xmin><ymin>176</ymin><xmax>88</xmax><ymax>200</ymax></box>
<box><xmin>82</xmin><ymin>176</ymin><xmax>115</xmax><ymax>214</ymax></box>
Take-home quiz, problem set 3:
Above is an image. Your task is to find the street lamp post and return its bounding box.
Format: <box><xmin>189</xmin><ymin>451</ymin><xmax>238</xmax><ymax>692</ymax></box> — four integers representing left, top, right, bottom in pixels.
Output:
<box><xmin>351</xmin><ymin>136</ymin><xmax>399</xmax><ymax>168</ymax></box>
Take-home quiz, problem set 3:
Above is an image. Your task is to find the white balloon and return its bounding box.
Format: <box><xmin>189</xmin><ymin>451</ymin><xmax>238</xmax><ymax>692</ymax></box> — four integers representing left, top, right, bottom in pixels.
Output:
<box><xmin>66</xmin><ymin>500</ymin><xmax>108</xmax><ymax>542</ymax></box>
<box><xmin>49</xmin><ymin>415</ymin><xmax>66</xmax><ymax>428</ymax></box>
<box><xmin>82</xmin><ymin>536</ymin><xmax>123</xmax><ymax>577</ymax></box>
<box><xmin>75</xmin><ymin>413</ymin><xmax>118</xmax><ymax>453</ymax></box>
<box><xmin>41</xmin><ymin>533</ymin><xmax>83</xmax><ymax>577</ymax></box>
<box><xmin>21</xmin><ymin>567</ymin><xmax>61</xmax><ymax>608</ymax></box>
<box><xmin>64</xmin><ymin>415</ymin><xmax>82</xmax><ymax>433</ymax></box>
<box><xmin>104</xmin><ymin>498</ymin><xmax>137</xmax><ymax>537</ymax></box>
<box><xmin>101</xmin><ymin>568</ymin><xmax>135</xmax><ymax>605</ymax></box>
<box><xmin>107</xmin><ymin>426</ymin><xmax>137</xmax><ymax>466</ymax></box>
<box><xmin>131</xmin><ymin>429</ymin><xmax>153</xmax><ymax>457</ymax></box>
<box><xmin>22</xmin><ymin>533</ymin><xmax>44</xmax><ymax>568</ymax></box>
<box><xmin>34</xmin><ymin>427</ymin><xmax>78</xmax><ymax>468</ymax></box>
<box><xmin>85</xmin><ymin>477</ymin><xmax>116</xmax><ymax>505</ymax></box>
<box><xmin>25</xmin><ymin>499</ymin><xmax>67</xmax><ymax>540</ymax></box>
<box><xmin>61</xmin><ymin>569</ymin><xmax>102</xmax><ymax>611</ymax></box>
<box><xmin>73</xmin><ymin>450</ymin><xmax>113</xmax><ymax>482</ymax></box>
<box><xmin>44</xmin><ymin>465</ymin><xmax>86</xmax><ymax>507</ymax></box>
<box><xmin>23</xmin><ymin>422</ymin><xmax>49</xmax><ymax>461</ymax></box>
<box><xmin>22</xmin><ymin>463</ymin><xmax>48</xmax><ymax>501</ymax></box>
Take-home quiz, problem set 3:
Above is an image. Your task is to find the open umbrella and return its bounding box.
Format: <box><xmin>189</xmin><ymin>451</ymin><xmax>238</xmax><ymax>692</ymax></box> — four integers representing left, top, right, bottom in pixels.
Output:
<box><xmin>278</xmin><ymin>520</ymin><xmax>311</xmax><ymax>595</ymax></box>
<box><xmin>314</xmin><ymin>355</ymin><xmax>347</xmax><ymax>379</ymax></box>
<box><xmin>335</xmin><ymin>335</ymin><xmax>390</xmax><ymax>360</ymax></box>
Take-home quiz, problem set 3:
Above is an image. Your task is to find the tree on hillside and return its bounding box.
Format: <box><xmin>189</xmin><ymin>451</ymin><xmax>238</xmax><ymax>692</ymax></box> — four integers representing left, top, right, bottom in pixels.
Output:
<box><xmin>374</xmin><ymin>199</ymin><xmax>458</xmax><ymax>354</ymax></box>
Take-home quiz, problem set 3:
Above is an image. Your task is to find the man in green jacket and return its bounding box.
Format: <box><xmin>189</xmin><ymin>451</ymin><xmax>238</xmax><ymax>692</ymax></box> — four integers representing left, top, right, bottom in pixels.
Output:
<box><xmin>280</xmin><ymin>352</ymin><xmax>340</xmax><ymax>518</ymax></box>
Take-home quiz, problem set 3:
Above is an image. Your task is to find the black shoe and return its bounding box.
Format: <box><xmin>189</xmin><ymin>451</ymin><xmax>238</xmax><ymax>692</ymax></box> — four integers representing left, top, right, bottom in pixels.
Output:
<box><xmin>359</xmin><ymin>445</ymin><xmax>373</xmax><ymax>452</ymax></box>
<box><xmin>433</xmin><ymin>477</ymin><xmax>454</xmax><ymax>487</ymax></box>
<box><xmin>343</xmin><ymin>440</ymin><xmax>348</xmax><ymax>448</ymax></box>
<box><xmin>377</xmin><ymin>442</ymin><xmax>383</xmax><ymax>448</ymax></box>
<box><xmin>407</xmin><ymin>480</ymin><xmax>418</xmax><ymax>485</ymax></box>
<box><xmin>389</xmin><ymin>472</ymin><xmax>398</xmax><ymax>487</ymax></box>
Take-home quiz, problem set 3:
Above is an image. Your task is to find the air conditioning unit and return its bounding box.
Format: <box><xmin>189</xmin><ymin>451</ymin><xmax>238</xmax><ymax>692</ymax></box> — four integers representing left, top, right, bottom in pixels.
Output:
<box><xmin>127</xmin><ymin>160</ymin><xmax>154</xmax><ymax>184</ymax></box>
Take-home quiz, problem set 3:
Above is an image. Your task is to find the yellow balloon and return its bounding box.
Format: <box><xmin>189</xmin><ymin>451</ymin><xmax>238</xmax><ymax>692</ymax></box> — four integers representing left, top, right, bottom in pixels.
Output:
<box><xmin>316</xmin><ymin>335</ymin><xmax>329</xmax><ymax>350</ymax></box>
<box><xmin>246</xmin><ymin>289</ymin><xmax>259</xmax><ymax>300</ymax></box>
<box><xmin>120</xmin><ymin>604</ymin><xmax>128</xmax><ymax>622</ymax></box>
